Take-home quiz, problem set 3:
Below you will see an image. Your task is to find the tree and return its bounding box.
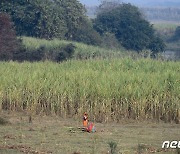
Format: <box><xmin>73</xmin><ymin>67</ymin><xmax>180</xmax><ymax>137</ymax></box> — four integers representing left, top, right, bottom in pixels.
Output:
<box><xmin>171</xmin><ymin>26</ymin><xmax>180</xmax><ymax>41</ymax></box>
<box><xmin>97</xmin><ymin>0</ymin><xmax>122</xmax><ymax>13</ymax></box>
<box><xmin>94</xmin><ymin>3</ymin><xmax>165</xmax><ymax>53</ymax></box>
<box><xmin>0</xmin><ymin>0</ymin><xmax>100</xmax><ymax>45</ymax></box>
<box><xmin>73</xmin><ymin>18</ymin><xmax>102</xmax><ymax>46</ymax></box>
<box><xmin>0</xmin><ymin>13</ymin><xmax>20</xmax><ymax>60</ymax></box>
<box><xmin>0</xmin><ymin>0</ymin><xmax>87</xmax><ymax>40</ymax></box>
<box><xmin>54</xmin><ymin>0</ymin><xmax>87</xmax><ymax>40</ymax></box>
<box><xmin>0</xmin><ymin>0</ymin><xmax>67</xmax><ymax>39</ymax></box>
<box><xmin>149</xmin><ymin>37</ymin><xmax>165</xmax><ymax>55</ymax></box>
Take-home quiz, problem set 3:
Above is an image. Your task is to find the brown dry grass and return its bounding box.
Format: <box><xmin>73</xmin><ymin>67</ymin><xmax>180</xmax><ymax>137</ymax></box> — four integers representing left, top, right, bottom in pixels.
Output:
<box><xmin>0</xmin><ymin>111</ymin><xmax>179</xmax><ymax>154</ymax></box>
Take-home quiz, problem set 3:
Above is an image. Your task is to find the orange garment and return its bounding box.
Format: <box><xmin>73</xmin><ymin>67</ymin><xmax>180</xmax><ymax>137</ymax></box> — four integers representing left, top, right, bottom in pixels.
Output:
<box><xmin>83</xmin><ymin>113</ymin><xmax>88</xmax><ymax>127</ymax></box>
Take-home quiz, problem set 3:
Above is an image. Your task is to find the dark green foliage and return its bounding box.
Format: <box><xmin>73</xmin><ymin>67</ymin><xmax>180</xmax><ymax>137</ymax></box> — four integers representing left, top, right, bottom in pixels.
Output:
<box><xmin>0</xmin><ymin>0</ymin><xmax>67</xmax><ymax>39</ymax></box>
<box><xmin>27</xmin><ymin>46</ymin><xmax>45</xmax><ymax>61</ymax></box>
<box><xmin>0</xmin><ymin>0</ymin><xmax>100</xmax><ymax>46</ymax></box>
<box><xmin>175</xmin><ymin>26</ymin><xmax>180</xmax><ymax>40</ymax></box>
<box><xmin>0</xmin><ymin>0</ymin><xmax>89</xmax><ymax>40</ymax></box>
<box><xmin>0</xmin><ymin>13</ymin><xmax>20</xmax><ymax>60</ymax></box>
<box><xmin>13</xmin><ymin>45</ymin><xmax>45</xmax><ymax>62</ymax></box>
<box><xmin>54</xmin><ymin>0</ymin><xmax>86</xmax><ymax>40</ymax></box>
<box><xmin>108</xmin><ymin>141</ymin><xmax>117</xmax><ymax>154</ymax></box>
<box><xmin>171</xmin><ymin>26</ymin><xmax>180</xmax><ymax>41</ymax></box>
<box><xmin>73</xmin><ymin>19</ymin><xmax>102</xmax><ymax>46</ymax></box>
<box><xmin>94</xmin><ymin>3</ymin><xmax>165</xmax><ymax>53</ymax></box>
<box><xmin>52</xmin><ymin>0</ymin><xmax>101</xmax><ymax>45</ymax></box>
<box><xmin>13</xmin><ymin>43</ymin><xmax>76</xmax><ymax>62</ymax></box>
<box><xmin>56</xmin><ymin>43</ymin><xmax>76</xmax><ymax>62</ymax></box>
<box><xmin>149</xmin><ymin>37</ymin><xmax>166</xmax><ymax>55</ymax></box>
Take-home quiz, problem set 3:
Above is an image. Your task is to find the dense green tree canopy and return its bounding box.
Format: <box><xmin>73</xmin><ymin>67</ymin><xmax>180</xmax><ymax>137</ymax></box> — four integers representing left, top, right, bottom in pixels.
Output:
<box><xmin>53</xmin><ymin>0</ymin><xmax>87</xmax><ymax>40</ymax></box>
<box><xmin>94</xmin><ymin>3</ymin><xmax>165</xmax><ymax>52</ymax></box>
<box><xmin>0</xmin><ymin>0</ymin><xmax>67</xmax><ymax>39</ymax></box>
<box><xmin>73</xmin><ymin>18</ymin><xmax>102</xmax><ymax>46</ymax></box>
<box><xmin>0</xmin><ymin>0</ymin><xmax>90</xmax><ymax>40</ymax></box>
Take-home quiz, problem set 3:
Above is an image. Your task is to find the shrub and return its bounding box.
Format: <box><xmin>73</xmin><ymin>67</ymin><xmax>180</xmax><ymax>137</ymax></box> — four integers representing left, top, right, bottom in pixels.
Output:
<box><xmin>108</xmin><ymin>141</ymin><xmax>117</xmax><ymax>154</ymax></box>
<box><xmin>13</xmin><ymin>43</ymin><xmax>76</xmax><ymax>62</ymax></box>
<box><xmin>0</xmin><ymin>13</ymin><xmax>20</xmax><ymax>60</ymax></box>
<box><xmin>13</xmin><ymin>45</ymin><xmax>45</xmax><ymax>62</ymax></box>
<box><xmin>56</xmin><ymin>43</ymin><xmax>76</xmax><ymax>62</ymax></box>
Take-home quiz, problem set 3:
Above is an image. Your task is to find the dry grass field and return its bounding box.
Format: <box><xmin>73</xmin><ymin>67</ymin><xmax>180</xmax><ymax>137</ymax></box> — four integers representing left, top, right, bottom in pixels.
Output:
<box><xmin>0</xmin><ymin>112</ymin><xmax>179</xmax><ymax>154</ymax></box>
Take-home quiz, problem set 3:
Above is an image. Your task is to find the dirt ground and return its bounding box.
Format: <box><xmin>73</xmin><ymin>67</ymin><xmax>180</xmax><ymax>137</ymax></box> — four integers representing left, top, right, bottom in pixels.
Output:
<box><xmin>0</xmin><ymin>111</ymin><xmax>179</xmax><ymax>154</ymax></box>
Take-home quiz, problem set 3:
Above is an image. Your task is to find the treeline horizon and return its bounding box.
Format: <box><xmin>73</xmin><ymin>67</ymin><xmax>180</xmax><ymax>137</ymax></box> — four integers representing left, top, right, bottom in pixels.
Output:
<box><xmin>0</xmin><ymin>0</ymin><xmax>166</xmax><ymax>61</ymax></box>
<box><xmin>86</xmin><ymin>5</ymin><xmax>180</xmax><ymax>22</ymax></box>
<box><xmin>141</xmin><ymin>7</ymin><xmax>180</xmax><ymax>22</ymax></box>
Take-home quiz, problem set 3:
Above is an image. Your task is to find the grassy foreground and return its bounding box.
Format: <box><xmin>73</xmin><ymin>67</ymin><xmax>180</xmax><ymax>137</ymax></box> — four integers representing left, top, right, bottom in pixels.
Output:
<box><xmin>0</xmin><ymin>112</ymin><xmax>179</xmax><ymax>154</ymax></box>
<box><xmin>0</xmin><ymin>58</ymin><xmax>179</xmax><ymax>123</ymax></box>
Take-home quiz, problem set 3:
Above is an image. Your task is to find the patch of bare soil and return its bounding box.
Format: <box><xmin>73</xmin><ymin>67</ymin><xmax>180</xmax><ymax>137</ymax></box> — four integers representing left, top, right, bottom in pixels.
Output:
<box><xmin>136</xmin><ymin>144</ymin><xmax>175</xmax><ymax>154</ymax></box>
<box><xmin>0</xmin><ymin>145</ymin><xmax>52</xmax><ymax>154</ymax></box>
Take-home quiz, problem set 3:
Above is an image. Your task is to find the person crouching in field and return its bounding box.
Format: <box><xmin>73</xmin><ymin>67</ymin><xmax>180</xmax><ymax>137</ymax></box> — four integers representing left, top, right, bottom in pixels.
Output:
<box><xmin>83</xmin><ymin>112</ymin><xmax>88</xmax><ymax>128</ymax></box>
<box><xmin>83</xmin><ymin>112</ymin><xmax>96</xmax><ymax>133</ymax></box>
